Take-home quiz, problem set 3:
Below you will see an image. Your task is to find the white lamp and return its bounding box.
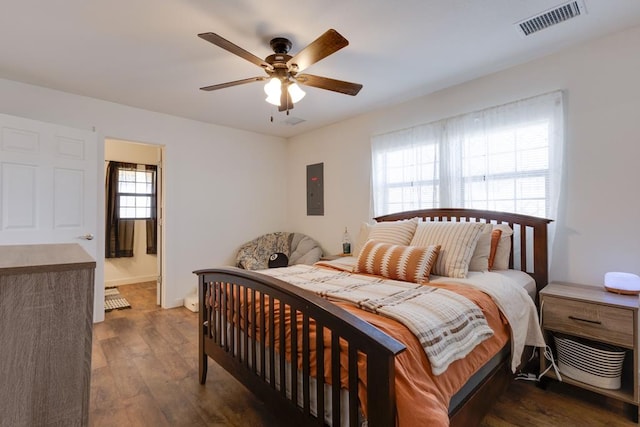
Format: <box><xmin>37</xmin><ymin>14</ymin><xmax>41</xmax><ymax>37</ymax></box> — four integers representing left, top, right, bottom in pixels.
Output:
<box><xmin>287</xmin><ymin>82</ymin><xmax>306</xmax><ymax>103</ymax></box>
<box><xmin>264</xmin><ymin>78</ymin><xmax>281</xmax><ymax>106</ymax></box>
<box><xmin>264</xmin><ymin>78</ymin><xmax>306</xmax><ymax>107</ymax></box>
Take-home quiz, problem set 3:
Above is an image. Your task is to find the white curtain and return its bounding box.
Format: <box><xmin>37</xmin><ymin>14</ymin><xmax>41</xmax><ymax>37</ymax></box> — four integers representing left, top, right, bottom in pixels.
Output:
<box><xmin>371</xmin><ymin>123</ymin><xmax>444</xmax><ymax>216</ymax></box>
<box><xmin>371</xmin><ymin>90</ymin><xmax>564</xmax><ymax>248</ymax></box>
<box><xmin>444</xmin><ymin>91</ymin><xmax>565</xmax><ymax>219</ymax></box>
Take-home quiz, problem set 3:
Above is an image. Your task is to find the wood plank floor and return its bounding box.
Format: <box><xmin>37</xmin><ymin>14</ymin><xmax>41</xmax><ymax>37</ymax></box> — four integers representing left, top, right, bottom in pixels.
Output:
<box><xmin>90</xmin><ymin>282</ymin><xmax>637</xmax><ymax>426</ymax></box>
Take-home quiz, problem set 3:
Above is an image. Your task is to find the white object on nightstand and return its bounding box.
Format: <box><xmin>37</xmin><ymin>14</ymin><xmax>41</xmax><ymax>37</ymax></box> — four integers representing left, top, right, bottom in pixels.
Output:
<box><xmin>604</xmin><ymin>271</ymin><xmax>640</xmax><ymax>295</ymax></box>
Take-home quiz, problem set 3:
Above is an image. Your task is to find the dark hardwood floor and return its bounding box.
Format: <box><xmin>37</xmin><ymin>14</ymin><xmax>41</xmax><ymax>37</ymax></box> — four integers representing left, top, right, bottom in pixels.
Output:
<box><xmin>90</xmin><ymin>282</ymin><xmax>637</xmax><ymax>427</ymax></box>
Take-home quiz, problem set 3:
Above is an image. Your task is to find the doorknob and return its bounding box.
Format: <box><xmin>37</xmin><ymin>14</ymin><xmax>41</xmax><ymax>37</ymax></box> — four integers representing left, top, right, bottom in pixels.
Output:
<box><xmin>80</xmin><ymin>233</ymin><xmax>94</xmax><ymax>240</ymax></box>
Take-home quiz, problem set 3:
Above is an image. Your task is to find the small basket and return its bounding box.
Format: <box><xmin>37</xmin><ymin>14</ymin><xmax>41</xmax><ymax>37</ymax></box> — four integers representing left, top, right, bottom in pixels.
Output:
<box><xmin>554</xmin><ymin>334</ymin><xmax>626</xmax><ymax>390</ymax></box>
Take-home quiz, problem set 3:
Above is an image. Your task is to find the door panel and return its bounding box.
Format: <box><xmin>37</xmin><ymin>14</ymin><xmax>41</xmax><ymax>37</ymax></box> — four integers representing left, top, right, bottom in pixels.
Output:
<box><xmin>1</xmin><ymin>163</ymin><xmax>37</xmax><ymax>228</ymax></box>
<box><xmin>0</xmin><ymin>113</ymin><xmax>97</xmax><ymax>259</ymax></box>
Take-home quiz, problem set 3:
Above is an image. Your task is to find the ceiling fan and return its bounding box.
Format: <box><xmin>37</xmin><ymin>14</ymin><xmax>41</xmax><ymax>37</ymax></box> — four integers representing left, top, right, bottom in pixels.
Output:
<box><xmin>198</xmin><ymin>29</ymin><xmax>363</xmax><ymax>113</ymax></box>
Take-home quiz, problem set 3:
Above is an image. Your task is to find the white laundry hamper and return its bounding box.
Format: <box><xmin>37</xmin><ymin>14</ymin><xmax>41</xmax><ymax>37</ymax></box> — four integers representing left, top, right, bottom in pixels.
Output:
<box><xmin>554</xmin><ymin>334</ymin><xmax>626</xmax><ymax>390</ymax></box>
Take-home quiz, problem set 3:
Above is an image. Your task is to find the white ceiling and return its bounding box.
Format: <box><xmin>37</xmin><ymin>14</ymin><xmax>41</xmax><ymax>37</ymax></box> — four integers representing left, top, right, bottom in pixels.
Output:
<box><xmin>2</xmin><ymin>0</ymin><xmax>640</xmax><ymax>138</ymax></box>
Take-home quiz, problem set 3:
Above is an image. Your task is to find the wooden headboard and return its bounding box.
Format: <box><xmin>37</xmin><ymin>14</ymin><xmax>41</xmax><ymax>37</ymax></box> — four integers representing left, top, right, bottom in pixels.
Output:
<box><xmin>374</xmin><ymin>208</ymin><xmax>553</xmax><ymax>295</ymax></box>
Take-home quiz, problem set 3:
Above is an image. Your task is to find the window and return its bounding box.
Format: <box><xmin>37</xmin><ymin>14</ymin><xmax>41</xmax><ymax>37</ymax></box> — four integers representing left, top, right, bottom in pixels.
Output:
<box><xmin>459</xmin><ymin>121</ymin><xmax>551</xmax><ymax>216</ymax></box>
<box><xmin>117</xmin><ymin>167</ymin><xmax>155</xmax><ymax>219</ymax></box>
<box><xmin>371</xmin><ymin>91</ymin><xmax>564</xmax><ymax>220</ymax></box>
<box><xmin>380</xmin><ymin>142</ymin><xmax>440</xmax><ymax>213</ymax></box>
<box><xmin>105</xmin><ymin>161</ymin><xmax>158</xmax><ymax>258</ymax></box>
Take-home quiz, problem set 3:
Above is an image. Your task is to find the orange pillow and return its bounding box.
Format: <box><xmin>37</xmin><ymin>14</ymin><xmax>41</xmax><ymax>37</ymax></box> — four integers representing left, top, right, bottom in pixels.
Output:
<box><xmin>488</xmin><ymin>229</ymin><xmax>503</xmax><ymax>270</ymax></box>
<box><xmin>355</xmin><ymin>240</ymin><xmax>440</xmax><ymax>284</ymax></box>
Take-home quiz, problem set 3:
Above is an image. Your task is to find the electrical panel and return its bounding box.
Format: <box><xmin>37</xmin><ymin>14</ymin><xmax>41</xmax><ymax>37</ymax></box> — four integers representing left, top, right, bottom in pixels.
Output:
<box><xmin>306</xmin><ymin>163</ymin><xmax>324</xmax><ymax>216</ymax></box>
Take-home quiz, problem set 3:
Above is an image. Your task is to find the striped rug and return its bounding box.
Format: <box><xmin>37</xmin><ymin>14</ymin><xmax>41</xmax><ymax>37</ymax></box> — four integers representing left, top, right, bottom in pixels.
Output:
<box><xmin>104</xmin><ymin>287</ymin><xmax>132</xmax><ymax>312</ymax></box>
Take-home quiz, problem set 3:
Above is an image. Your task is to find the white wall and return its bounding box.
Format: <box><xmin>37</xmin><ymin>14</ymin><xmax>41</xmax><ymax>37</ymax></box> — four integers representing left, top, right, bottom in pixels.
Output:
<box><xmin>104</xmin><ymin>139</ymin><xmax>160</xmax><ymax>287</ymax></box>
<box><xmin>3</xmin><ymin>23</ymin><xmax>639</xmax><ymax>318</ymax></box>
<box><xmin>287</xmin><ymin>24</ymin><xmax>640</xmax><ymax>286</ymax></box>
<box><xmin>0</xmin><ymin>78</ymin><xmax>288</xmax><ymax>321</ymax></box>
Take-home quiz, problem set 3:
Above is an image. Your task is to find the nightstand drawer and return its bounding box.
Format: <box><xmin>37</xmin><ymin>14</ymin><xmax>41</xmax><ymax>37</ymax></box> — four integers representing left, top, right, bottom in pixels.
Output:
<box><xmin>542</xmin><ymin>295</ymin><xmax>634</xmax><ymax>348</ymax></box>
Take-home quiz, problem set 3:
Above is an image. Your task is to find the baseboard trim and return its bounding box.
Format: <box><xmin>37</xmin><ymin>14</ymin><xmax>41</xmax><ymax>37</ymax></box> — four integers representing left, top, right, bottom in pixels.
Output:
<box><xmin>164</xmin><ymin>298</ymin><xmax>184</xmax><ymax>309</ymax></box>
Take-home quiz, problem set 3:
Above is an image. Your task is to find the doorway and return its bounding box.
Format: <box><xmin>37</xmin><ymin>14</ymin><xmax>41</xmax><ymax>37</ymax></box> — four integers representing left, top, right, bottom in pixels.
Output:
<box><xmin>104</xmin><ymin>138</ymin><xmax>165</xmax><ymax>306</ymax></box>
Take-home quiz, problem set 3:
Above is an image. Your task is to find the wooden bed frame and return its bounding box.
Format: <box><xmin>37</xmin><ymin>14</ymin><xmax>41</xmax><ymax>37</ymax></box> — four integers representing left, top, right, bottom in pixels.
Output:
<box><xmin>194</xmin><ymin>208</ymin><xmax>552</xmax><ymax>427</ymax></box>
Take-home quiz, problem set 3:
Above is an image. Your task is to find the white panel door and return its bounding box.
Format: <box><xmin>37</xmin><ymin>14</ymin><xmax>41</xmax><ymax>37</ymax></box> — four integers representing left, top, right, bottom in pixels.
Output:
<box><xmin>0</xmin><ymin>113</ymin><xmax>97</xmax><ymax>259</ymax></box>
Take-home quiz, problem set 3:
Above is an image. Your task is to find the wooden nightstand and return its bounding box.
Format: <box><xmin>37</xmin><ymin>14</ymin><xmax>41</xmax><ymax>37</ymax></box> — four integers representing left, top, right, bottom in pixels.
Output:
<box><xmin>539</xmin><ymin>282</ymin><xmax>639</xmax><ymax>421</ymax></box>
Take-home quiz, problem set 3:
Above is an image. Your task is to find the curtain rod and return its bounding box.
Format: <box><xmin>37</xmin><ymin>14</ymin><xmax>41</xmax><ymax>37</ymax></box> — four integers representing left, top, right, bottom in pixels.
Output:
<box><xmin>105</xmin><ymin>160</ymin><xmax>157</xmax><ymax>168</ymax></box>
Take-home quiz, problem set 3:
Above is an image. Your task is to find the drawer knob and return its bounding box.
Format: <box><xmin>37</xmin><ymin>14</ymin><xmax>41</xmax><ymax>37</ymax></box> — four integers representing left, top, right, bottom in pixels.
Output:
<box><xmin>568</xmin><ymin>315</ymin><xmax>602</xmax><ymax>325</ymax></box>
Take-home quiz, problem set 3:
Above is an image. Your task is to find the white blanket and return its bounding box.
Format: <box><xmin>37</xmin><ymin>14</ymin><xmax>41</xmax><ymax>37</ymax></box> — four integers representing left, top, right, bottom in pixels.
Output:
<box><xmin>316</xmin><ymin>258</ymin><xmax>545</xmax><ymax>372</ymax></box>
<box><xmin>259</xmin><ymin>265</ymin><xmax>494</xmax><ymax>375</ymax></box>
<box><xmin>430</xmin><ymin>272</ymin><xmax>546</xmax><ymax>372</ymax></box>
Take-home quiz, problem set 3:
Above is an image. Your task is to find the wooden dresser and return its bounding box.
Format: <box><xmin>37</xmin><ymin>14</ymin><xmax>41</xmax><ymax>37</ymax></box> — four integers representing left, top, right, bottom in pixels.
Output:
<box><xmin>540</xmin><ymin>282</ymin><xmax>639</xmax><ymax>422</ymax></box>
<box><xmin>0</xmin><ymin>244</ymin><xmax>96</xmax><ymax>427</ymax></box>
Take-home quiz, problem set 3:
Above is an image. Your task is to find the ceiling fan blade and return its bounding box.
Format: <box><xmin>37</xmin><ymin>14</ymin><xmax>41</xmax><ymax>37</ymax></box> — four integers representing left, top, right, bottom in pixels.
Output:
<box><xmin>296</xmin><ymin>74</ymin><xmax>362</xmax><ymax>96</ymax></box>
<box><xmin>200</xmin><ymin>76</ymin><xmax>267</xmax><ymax>91</ymax></box>
<box><xmin>286</xmin><ymin>29</ymin><xmax>349</xmax><ymax>73</ymax></box>
<box><xmin>198</xmin><ymin>32</ymin><xmax>274</xmax><ymax>71</ymax></box>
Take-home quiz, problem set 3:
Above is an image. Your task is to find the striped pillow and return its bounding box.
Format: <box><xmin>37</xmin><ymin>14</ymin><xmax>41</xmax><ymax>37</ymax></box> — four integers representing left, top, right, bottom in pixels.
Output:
<box><xmin>355</xmin><ymin>240</ymin><xmax>440</xmax><ymax>284</ymax></box>
<box><xmin>410</xmin><ymin>222</ymin><xmax>485</xmax><ymax>278</ymax></box>
<box><xmin>366</xmin><ymin>218</ymin><xmax>419</xmax><ymax>246</ymax></box>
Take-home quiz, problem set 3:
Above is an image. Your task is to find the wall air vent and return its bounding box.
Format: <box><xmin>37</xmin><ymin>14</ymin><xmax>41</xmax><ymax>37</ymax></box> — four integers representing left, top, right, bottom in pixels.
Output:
<box><xmin>516</xmin><ymin>0</ymin><xmax>586</xmax><ymax>36</ymax></box>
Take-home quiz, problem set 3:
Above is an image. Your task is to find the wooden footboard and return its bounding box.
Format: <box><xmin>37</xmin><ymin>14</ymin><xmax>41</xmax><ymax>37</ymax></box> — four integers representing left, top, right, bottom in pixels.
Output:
<box><xmin>194</xmin><ymin>267</ymin><xmax>406</xmax><ymax>427</ymax></box>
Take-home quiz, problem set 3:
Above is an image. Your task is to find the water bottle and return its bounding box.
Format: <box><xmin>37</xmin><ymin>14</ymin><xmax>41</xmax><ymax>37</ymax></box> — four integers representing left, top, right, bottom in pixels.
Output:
<box><xmin>342</xmin><ymin>227</ymin><xmax>351</xmax><ymax>255</ymax></box>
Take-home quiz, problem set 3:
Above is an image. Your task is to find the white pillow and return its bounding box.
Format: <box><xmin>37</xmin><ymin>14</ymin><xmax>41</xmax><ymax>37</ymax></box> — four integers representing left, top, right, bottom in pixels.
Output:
<box><xmin>353</xmin><ymin>222</ymin><xmax>372</xmax><ymax>257</ymax></box>
<box><xmin>468</xmin><ymin>223</ymin><xmax>494</xmax><ymax>272</ymax></box>
<box><xmin>491</xmin><ymin>224</ymin><xmax>513</xmax><ymax>270</ymax></box>
<box><xmin>410</xmin><ymin>221</ymin><xmax>485</xmax><ymax>278</ymax></box>
<box><xmin>362</xmin><ymin>218</ymin><xmax>419</xmax><ymax>247</ymax></box>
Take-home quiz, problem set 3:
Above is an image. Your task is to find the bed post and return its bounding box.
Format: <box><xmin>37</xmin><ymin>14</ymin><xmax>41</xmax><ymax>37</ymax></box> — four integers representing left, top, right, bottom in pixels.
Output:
<box><xmin>533</xmin><ymin>221</ymin><xmax>550</xmax><ymax>294</ymax></box>
<box><xmin>198</xmin><ymin>274</ymin><xmax>208</xmax><ymax>384</ymax></box>
<box><xmin>366</xmin><ymin>352</ymin><xmax>396</xmax><ymax>427</ymax></box>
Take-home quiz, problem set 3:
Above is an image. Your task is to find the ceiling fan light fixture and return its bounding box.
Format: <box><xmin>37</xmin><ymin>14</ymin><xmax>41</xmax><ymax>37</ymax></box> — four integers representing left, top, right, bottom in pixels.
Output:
<box><xmin>264</xmin><ymin>78</ymin><xmax>282</xmax><ymax>106</ymax></box>
<box><xmin>288</xmin><ymin>83</ymin><xmax>306</xmax><ymax>104</ymax></box>
<box><xmin>199</xmin><ymin>30</ymin><xmax>362</xmax><ymax>110</ymax></box>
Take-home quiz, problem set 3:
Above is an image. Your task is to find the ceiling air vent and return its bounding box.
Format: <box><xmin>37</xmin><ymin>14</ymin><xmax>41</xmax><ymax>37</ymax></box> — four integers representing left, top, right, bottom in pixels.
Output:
<box><xmin>516</xmin><ymin>0</ymin><xmax>586</xmax><ymax>36</ymax></box>
<box><xmin>282</xmin><ymin>116</ymin><xmax>306</xmax><ymax>126</ymax></box>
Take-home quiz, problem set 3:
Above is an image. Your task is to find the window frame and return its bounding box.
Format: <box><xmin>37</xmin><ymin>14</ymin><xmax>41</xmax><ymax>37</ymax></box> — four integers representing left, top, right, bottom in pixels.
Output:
<box><xmin>115</xmin><ymin>165</ymin><xmax>157</xmax><ymax>220</ymax></box>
